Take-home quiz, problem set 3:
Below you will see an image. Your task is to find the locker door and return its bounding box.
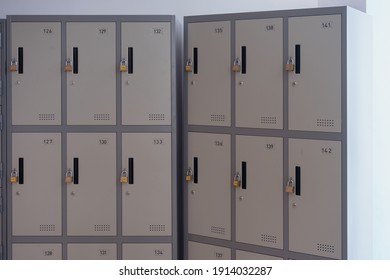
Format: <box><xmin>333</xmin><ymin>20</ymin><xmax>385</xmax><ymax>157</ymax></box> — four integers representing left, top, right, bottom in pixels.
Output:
<box><xmin>122</xmin><ymin>244</ymin><xmax>172</xmax><ymax>260</ymax></box>
<box><xmin>11</xmin><ymin>133</ymin><xmax>62</xmax><ymax>236</ymax></box>
<box><xmin>236</xmin><ymin>136</ymin><xmax>283</xmax><ymax>249</ymax></box>
<box><xmin>11</xmin><ymin>22</ymin><xmax>61</xmax><ymax>125</ymax></box>
<box><xmin>122</xmin><ymin>133</ymin><xmax>171</xmax><ymax>236</ymax></box>
<box><xmin>288</xmin><ymin>15</ymin><xmax>341</xmax><ymax>132</ymax></box>
<box><xmin>188</xmin><ymin>241</ymin><xmax>231</xmax><ymax>260</ymax></box>
<box><xmin>187</xmin><ymin>133</ymin><xmax>231</xmax><ymax>240</ymax></box>
<box><xmin>289</xmin><ymin>139</ymin><xmax>341</xmax><ymax>258</ymax></box>
<box><xmin>67</xmin><ymin>133</ymin><xmax>116</xmax><ymax>236</ymax></box>
<box><xmin>236</xmin><ymin>250</ymin><xmax>282</xmax><ymax>260</ymax></box>
<box><xmin>12</xmin><ymin>244</ymin><xmax>62</xmax><ymax>260</ymax></box>
<box><xmin>67</xmin><ymin>244</ymin><xmax>117</xmax><ymax>260</ymax></box>
<box><xmin>235</xmin><ymin>18</ymin><xmax>283</xmax><ymax>129</ymax></box>
<box><xmin>187</xmin><ymin>21</ymin><xmax>231</xmax><ymax>126</ymax></box>
<box><xmin>66</xmin><ymin>22</ymin><xmax>116</xmax><ymax>125</ymax></box>
<box><xmin>121</xmin><ymin>22</ymin><xmax>171</xmax><ymax>125</ymax></box>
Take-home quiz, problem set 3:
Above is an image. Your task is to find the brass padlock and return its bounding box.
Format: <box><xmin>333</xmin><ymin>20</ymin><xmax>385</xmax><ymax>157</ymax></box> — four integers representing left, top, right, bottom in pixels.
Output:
<box><xmin>185</xmin><ymin>168</ymin><xmax>193</xmax><ymax>182</ymax></box>
<box><xmin>232</xmin><ymin>58</ymin><xmax>241</xmax><ymax>72</ymax></box>
<box><xmin>9</xmin><ymin>169</ymin><xmax>18</xmax><ymax>183</ymax></box>
<box><xmin>285</xmin><ymin>177</ymin><xmax>294</xmax><ymax>193</ymax></box>
<box><xmin>285</xmin><ymin>57</ymin><xmax>295</xmax><ymax>71</ymax></box>
<box><xmin>10</xmin><ymin>59</ymin><xmax>18</xmax><ymax>72</ymax></box>
<box><xmin>233</xmin><ymin>172</ymin><xmax>241</xmax><ymax>188</ymax></box>
<box><xmin>119</xmin><ymin>58</ymin><xmax>128</xmax><ymax>72</ymax></box>
<box><xmin>65</xmin><ymin>169</ymin><xmax>73</xmax><ymax>183</ymax></box>
<box><xmin>64</xmin><ymin>59</ymin><xmax>73</xmax><ymax>72</ymax></box>
<box><xmin>185</xmin><ymin>59</ymin><xmax>192</xmax><ymax>72</ymax></box>
<box><xmin>120</xmin><ymin>169</ymin><xmax>128</xmax><ymax>183</ymax></box>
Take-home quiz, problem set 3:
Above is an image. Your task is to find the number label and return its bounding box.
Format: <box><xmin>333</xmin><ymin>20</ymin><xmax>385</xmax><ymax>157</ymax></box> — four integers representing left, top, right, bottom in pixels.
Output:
<box><xmin>266</xmin><ymin>25</ymin><xmax>275</xmax><ymax>31</ymax></box>
<box><xmin>215</xmin><ymin>252</ymin><xmax>223</xmax><ymax>259</ymax></box>
<box><xmin>43</xmin><ymin>28</ymin><xmax>53</xmax><ymax>34</ymax></box>
<box><xmin>43</xmin><ymin>139</ymin><xmax>53</xmax><ymax>144</ymax></box>
<box><xmin>266</xmin><ymin>144</ymin><xmax>274</xmax><ymax>150</ymax></box>
<box><xmin>154</xmin><ymin>249</ymin><xmax>164</xmax><ymax>256</ymax></box>
<box><xmin>153</xmin><ymin>139</ymin><xmax>163</xmax><ymax>145</ymax></box>
<box><xmin>99</xmin><ymin>139</ymin><xmax>108</xmax><ymax>145</ymax></box>
<box><xmin>98</xmin><ymin>249</ymin><xmax>108</xmax><ymax>256</ymax></box>
<box><xmin>321</xmin><ymin>22</ymin><xmax>333</xmax><ymax>29</ymax></box>
<box><xmin>153</xmin><ymin>28</ymin><xmax>163</xmax><ymax>34</ymax></box>
<box><xmin>97</xmin><ymin>28</ymin><xmax>108</xmax><ymax>35</ymax></box>
<box><xmin>43</xmin><ymin>250</ymin><xmax>53</xmax><ymax>256</ymax></box>
<box><xmin>215</xmin><ymin>27</ymin><xmax>223</xmax><ymax>34</ymax></box>
<box><xmin>322</xmin><ymin>147</ymin><xmax>333</xmax><ymax>154</ymax></box>
<box><xmin>215</xmin><ymin>140</ymin><xmax>223</xmax><ymax>147</ymax></box>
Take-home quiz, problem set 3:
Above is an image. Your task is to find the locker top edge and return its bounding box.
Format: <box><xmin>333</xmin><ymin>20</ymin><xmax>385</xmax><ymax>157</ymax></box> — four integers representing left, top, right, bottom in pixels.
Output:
<box><xmin>6</xmin><ymin>15</ymin><xmax>176</xmax><ymax>23</ymax></box>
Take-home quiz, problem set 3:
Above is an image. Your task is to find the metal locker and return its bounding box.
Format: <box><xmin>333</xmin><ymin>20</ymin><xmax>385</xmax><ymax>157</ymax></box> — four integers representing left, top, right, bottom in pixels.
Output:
<box><xmin>235</xmin><ymin>136</ymin><xmax>283</xmax><ymax>249</ymax></box>
<box><xmin>121</xmin><ymin>22</ymin><xmax>171</xmax><ymax>125</ymax></box>
<box><xmin>0</xmin><ymin>21</ymin><xmax>3</xmax><ymax>259</ymax></box>
<box><xmin>288</xmin><ymin>15</ymin><xmax>341</xmax><ymax>132</ymax></box>
<box><xmin>122</xmin><ymin>133</ymin><xmax>171</xmax><ymax>236</ymax></box>
<box><xmin>187</xmin><ymin>21</ymin><xmax>231</xmax><ymax>126</ymax></box>
<box><xmin>235</xmin><ymin>18</ymin><xmax>283</xmax><ymax>129</ymax></box>
<box><xmin>67</xmin><ymin>244</ymin><xmax>117</xmax><ymax>260</ymax></box>
<box><xmin>10</xmin><ymin>22</ymin><xmax>61</xmax><ymax>125</ymax></box>
<box><xmin>12</xmin><ymin>244</ymin><xmax>62</xmax><ymax>260</ymax></box>
<box><xmin>66</xmin><ymin>22</ymin><xmax>116</xmax><ymax>125</ymax></box>
<box><xmin>11</xmin><ymin>133</ymin><xmax>62</xmax><ymax>236</ymax></box>
<box><xmin>67</xmin><ymin>133</ymin><xmax>116</xmax><ymax>236</ymax></box>
<box><xmin>187</xmin><ymin>133</ymin><xmax>231</xmax><ymax>240</ymax></box>
<box><xmin>188</xmin><ymin>241</ymin><xmax>231</xmax><ymax>260</ymax></box>
<box><xmin>288</xmin><ymin>138</ymin><xmax>341</xmax><ymax>258</ymax></box>
<box><xmin>236</xmin><ymin>250</ymin><xmax>282</xmax><ymax>260</ymax></box>
<box><xmin>122</xmin><ymin>243</ymin><xmax>172</xmax><ymax>260</ymax></box>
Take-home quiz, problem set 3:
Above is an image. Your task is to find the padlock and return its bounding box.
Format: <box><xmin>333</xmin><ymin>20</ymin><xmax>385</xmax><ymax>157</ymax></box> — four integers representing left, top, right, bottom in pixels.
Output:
<box><xmin>120</xmin><ymin>169</ymin><xmax>128</xmax><ymax>183</ymax></box>
<box><xmin>233</xmin><ymin>172</ymin><xmax>241</xmax><ymax>187</ymax></box>
<box><xmin>65</xmin><ymin>169</ymin><xmax>73</xmax><ymax>183</ymax></box>
<box><xmin>119</xmin><ymin>58</ymin><xmax>128</xmax><ymax>72</ymax></box>
<box><xmin>285</xmin><ymin>177</ymin><xmax>294</xmax><ymax>193</ymax></box>
<box><xmin>64</xmin><ymin>59</ymin><xmax>73</xmax><ymax>72</ymax></box>
<box><xmin>185</xmin><ymin>168</ymin><xmax>193</xmax><ymax>182</ymax></box>
<box><xmin>10</xmin><ymin>59</ymin><xmax>18</xmax><ymax>72</ymax></box>
<box><xmin>9</xmin><ymin>169</ymin><xmax>18</xmax><ymax>183</ymax></box>
<box><xmin>232</xmin><ymin>58</ymin><xmax>241</xmax><ymax>72</ymax></box>
<box><xmin>185</xmin><ymin>59</ymin><xmax>192</xmax><ymax>72</ymax></box>
<box><xmin>285</xmin><ymin>57</ymin><xmax>295</xmax><ymax>71</ymax></box>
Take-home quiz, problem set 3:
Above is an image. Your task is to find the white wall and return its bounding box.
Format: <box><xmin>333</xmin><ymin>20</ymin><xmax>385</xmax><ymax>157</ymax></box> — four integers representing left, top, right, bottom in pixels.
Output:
<box><xmin>318</xmin><ymin>0</ymin><xmax>366</xmax><ymax>11</ymax></box>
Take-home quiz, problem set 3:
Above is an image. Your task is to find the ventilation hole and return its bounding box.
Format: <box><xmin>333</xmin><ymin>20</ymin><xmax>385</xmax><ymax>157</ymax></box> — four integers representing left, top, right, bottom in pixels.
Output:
<box><xmin>94</xmin><ymin>224</ymin><xmax>111</xmax><ymax>232</ymax></box>
<box><xmin>38</xmin><ymin>114</ymin><xmax>55</xmax><ymax>121</ymax></box>
<box><xmin>149</xmin><ymin>113</ymin><xmax>165</xmax><ymax>121</ymax></box>
<box><xmin>94</xmin><ymin>114</ymin><xmax>110</xmax><ymax>121</ymax></box>
<box><xmin>317</xmin><ymin>243</ymin><xmax>335</xmax><ymax>253</ymax></box>
<box><xmin>211</xmin><ymin>226</ymin><xmax>226</xmax><ymax>235</ymax></box>
<box><xmin>261</xmin><ymin>234</ymin><xmax>277</xmax><ymax>244</ymax></box>
<box><xmin>261</xmin><ymin>116</ymin><xmax>277</xmax><ymax>125</ymax></box>
<box><xmin>316</xmin><ymin>118</ymin><xmax>335</xmax><ymax>127</ymax></box>
<box><xmin>39</xmin><ymin>225</ymin><xmax>56</xmax><ymax>232</ymax></box>
<box><xmin>210</xmin><ymin>114</ymin><xmax>226</xmax><ymax>122</ymax></box>
<box><xmin>149</xmin><ymin>224</ymin><xmax>166</xmax><ymax>232</ymax></box>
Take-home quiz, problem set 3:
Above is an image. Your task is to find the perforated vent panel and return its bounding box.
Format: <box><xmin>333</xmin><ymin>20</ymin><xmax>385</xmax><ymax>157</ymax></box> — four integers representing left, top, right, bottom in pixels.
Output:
<box><xmin>211</xmin><ymin>226</ymin><xmax>226</xmax><ymax>235</ymax></box>
<box><xmin>94</xmin><ymin>224</ymin><xmax>111</xmax><ymax>232</ymax></box>
<box><xmin>261</xmin><ymin>234</ymin><xmax>277</xmax><ymax>244</ymax></box>
<box><xmin>94</xmin><ymin>114</ymin><xmax>110</xmax><ymax>121</ymax></box>
<box><xmin>261</xmin><ymin>116</ymin><xmax>277</xmax><ymax>125</ymax></box>
<box><xmin>317</xmin><ymin>243</ymin><xmax>335</xmax><ymax>253</ymax></box>
<box><xmin>149</xmin><ymin>225</ymin><xmax>166</xmax><ymax>232</ymax></box>
<box><xmin>40</xmin><ymin>224</ymin><xmax>56</xmax><ymax>232</ymax></box>
<box><xmin>39</xmin><ymin>114</ymin><xmax>55</xmax><ymax>121</ymax></box>
<box><xmin>149</xmin><ymin>114</ymin><xmax>165</xmax><ymax>121</ymax></box>
<box><xmin>316</xmin><ymin>118</ymin><xmax>335</xmax><ymax>127</ymax></box>
<box><xmin>210</xmin><ymin>114</ymin><xmax>226</xmax><ymax>122</ymax></box>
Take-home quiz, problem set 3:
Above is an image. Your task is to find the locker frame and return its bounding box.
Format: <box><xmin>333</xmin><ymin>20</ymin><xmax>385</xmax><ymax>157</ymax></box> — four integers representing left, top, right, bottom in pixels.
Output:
<box><xmin>5</xmin><ymin>15</ymin><xmax>178</xmax><ymax>260</ymax></box>
<box><xmin>183</xmin><ymin>6</ymin><xmax>372</xmax><ymax>260</ymax></box>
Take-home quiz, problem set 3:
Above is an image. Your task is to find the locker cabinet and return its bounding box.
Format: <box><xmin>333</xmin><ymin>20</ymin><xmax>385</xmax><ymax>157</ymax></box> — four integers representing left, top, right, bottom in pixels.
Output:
<box><xmin>67</xmin><ymin>133</ymin><xmax>116</xmax><ymax>236</ymax></box>
<box><xmin>121</xmin><ymin>22</ymin><xmax>171</xmax><ymax>125</ymax></box>
<box><xmin>67</xmin><ymin>244</ymin><xmax>117</xmax><ymax>260</ymax></box>
<box><xmin>66</xmin><ymin>22</ymin><xmax>116</xmax><ymax>125</ymax></box>
<box><xmin>235</xmin><ymin>136</ymin><xmax>283</xmax><ymax>249</ymax></box>
<box><xmin>187</xmin><ymin>21</ymin><xmax>231</xmax><ymax>126</ymax></box>
<box><xmin>11</xmin><ymin>133</ymin><xmax>62</xmax><ymax>236</ymax></box>
<box><xmin>187</xmin><ymin>133</ymin><xmax>231</xmax><ymax>240</ymax></box>
<box><xmin>236</xmin><ymin>250</ymin><xmax>282</xmax><ymax>260</ymax></box>
<box><xmin>0</xmin><ymin>20</ymin><xmax>4</xmax><ymax>260</ymax></box>
<box><xmin>188</xmin><ymin>242</ymin><xmax>231</xmax><ymax>260</ymax></box>
<box><xmin>12</xmin><ymin>244</ymin><xmax>62</xmax><ymax>260</ymax></box>
<box><xmin>10</xmin><ymin>22</ymin><xmax>61</xmax><ymax>125</ymax></box>
<box><xmin>122</xmin><ymin>133</ymin><xmax>171</xmax><ymax>236</ymax></box>
<box><xmin>235</xmin><ymin>19</ymin><xmax>283</xmax><ymax>129</ymax></box>
<box><xmin>123</xmin><ymin>243</ymin><xmax>172</xmax><ymax>260</ymax></box>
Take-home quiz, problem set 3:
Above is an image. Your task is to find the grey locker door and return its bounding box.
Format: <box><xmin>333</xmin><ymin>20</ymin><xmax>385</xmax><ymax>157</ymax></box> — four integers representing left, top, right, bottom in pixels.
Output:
<box><xmin>187</xmin><ymin>133</ymin><xmax>231</xmax><ymax>240</ymax></box>
<box><xmin>187</xmin><ymin>21</ymin><xmax>231</xmax><ymax>126</ymax></box>
<box><xmin>289</xmin><ymin>139</ymin><xmax>341</xmax><ymax>258</ymax></box>
<box><xmin>11</xmin><ymin>133</ymin><xmax>62</xmax><ymax>236</ymax></box>
<box><xmin>11</xmin><ymin>22</ymin><xmax>61</xmax><ymax>125</ymax></box>
<box><xmin>12</xmin><ymin>244</ymin><xmax>62</xmax><ymax>260</ymax></box>
<box><xmin>122</xmin><ymin>243</ymin><xmax>172</xmax><ymax>260</ymax></box>
<box><xmin>122</xmin><ymin>133</ymin><xmax>171</xmax><ymax>236</ymax></box>
<box><xmin>236</xmin><ymin>136</ymin><xmax>283</xmax><ymax>249</ymax></box>
<box><xmin>188</xmin><ymin>241</ymin><xmax>231</xmax><ymax>260</ymax></box>
<box><xmin>288</xmin><ymin>15</ymin><xmax>341</xmax><ymax>132</ymax></box>
<box><xmin>66</xmin><ymin>22</ymin><xmax>116</xmax><ymax>125</ymax></box>
<box><xmin>235</xmin><ymin>18</ymin><xmax>283</xmax><ymax>129</ymax></box>
<box><xmin>236</xmin><ymin>250</ymin><xmax>282</xmax><ymax>260</ymax></box>
<box><xmin>121</xmin><ymin>22</ymin><xmax>171</xmax><ymax>125</ymax></box>
<box><xmin>67</xmin><ymin>244</ymin><xmax>117</xmax><ymax>260</ymax></box>
<box><xmin>67</xmin><ymin>133</ymin><xmax>116</xmax><ymax>236</ymax></box>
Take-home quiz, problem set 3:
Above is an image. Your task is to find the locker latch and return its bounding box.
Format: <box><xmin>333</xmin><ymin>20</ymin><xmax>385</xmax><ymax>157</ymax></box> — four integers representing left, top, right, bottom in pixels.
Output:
<box><xmin>185</xmin><ymin>168</ymin><xmax>193</xmax><ymax>182</ymax></box>
<box><xmin>185</xmin><ymin>59</ymin><xmax>192</xmax><ymax>72</ymax></box>
<box><xmin>120</xmin><ymin>169</ymin><xmax>128</xmax><ymax>183</ymax></box>
<box><xmin>119</xmin><ymin>58</ymin><xmax>128</xmax><ymax>72</ymax></box>
<box><xmin>9</xmin><ymin>169</ymin><xmax>18</xmax><ymax>183</ymax></box>
<box><xmin>285</xmin><ymin>177</ymin><xmax>295</xmax><ymax>193</ymax></box>
<box><xmin>233</xmin><ymin>172</ymin><xmax>241</xmax><ymax>187</ymax></box>
<box><xmin>285</xmin><ymin>57</ymin><xmax>295</xmax><ymax>71</ymax></box>
<box><xmin>65</xmin><ymin>169</ymin><xmax>73</xmax><ymax>183</ymax></box>
<box><xmin>64</xmin><ymin>59</ymin><xmax>73</xmax><ymax>72</ymax></box>
<box><xmin>232</xmin><ymin>58</ymin><xmax>241</xmax><ymax>72</ymax></box>
<box><xmin>10</xmin><ymin>58</ymin><xmax>18</xmax><ymax>72</ymax></box>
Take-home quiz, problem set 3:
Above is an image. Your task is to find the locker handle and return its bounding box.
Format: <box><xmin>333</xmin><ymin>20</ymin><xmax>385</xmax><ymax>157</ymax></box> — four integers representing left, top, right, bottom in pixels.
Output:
<box><xmin>18</xmin><ymin>158</ymin><xmax>24</xmax><ymax>184</ymax></box>
<box><xmin>128</xmin><ymin>158</ymin><xmax>134</xmax><ymax>184</ymax></box>
<box><xmin>193</xmin><ymin>48</ymin><xmax>198</xmax><ymax>74</ymax></box>
<box><xmin>241</xmin><ymin>161</ymin><xmax>247</xmax><ymax>189</ymax></box>
<box><xmin>18</xmin><ymin>47</ymin><xmax>24</xmax><ymax>74</ymax></box>
<box><xmin>128</xmin><ymin>47</ymin><xmax>133</xmax><ymax>74</ymax></box>
<box><xmin>241</xmin><ymin>46</ymin><xmax>247</xmax><ymax>74</ymax></box>
<box><xmin>73</xmin><ymin>158</ymin><xmax>79</xmax><ymax>184</ymax></box>
<box><xmin>193</xmin><ymin>157</ymin><xmax>198</xmax><ymax>184</ymax></box>
<box><xmin>73</xmin><ymin>47</ymin><xmax>78</xmax><ymax>74</ymax></box>
<box><xmin>295</xmin><ymin>44</ymin><xmax>301</xmax><ymax>74</ymax></box>
<box><xmin>295</xmin><ymin>166</ymin><xmax>301</xmax><ymax>196</ymax></box>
